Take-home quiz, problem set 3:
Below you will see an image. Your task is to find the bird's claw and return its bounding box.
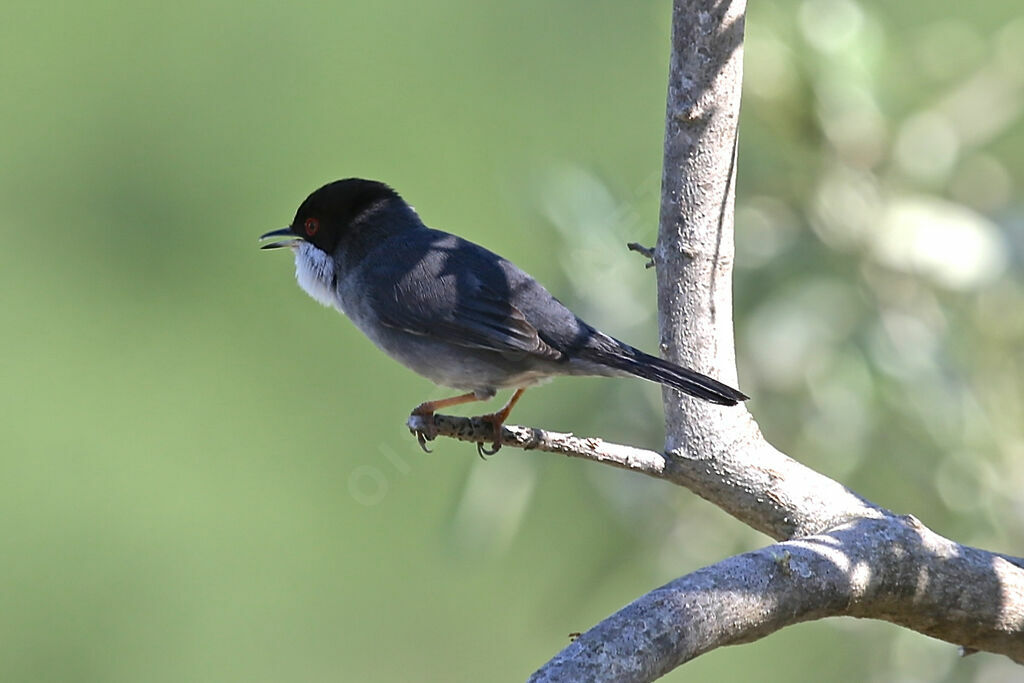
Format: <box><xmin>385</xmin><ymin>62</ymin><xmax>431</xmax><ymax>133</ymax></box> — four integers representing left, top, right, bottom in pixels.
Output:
<box><xmin>473</xmin><ymin>413</ymin><xmax>506</xmax><ymax>459</ymax></box>
<box><xmin>407</xmin><ymin>408</ymin><xmax>506</xmax><ymax>457</ymax></box>
<box><xmin>476</xmin><ymin>441</ymin><xmax>501</xmax><ymax>458</ymax></box>
<box><xmin>408</xmin><ymin>413</ymin><xmax>438</xmax><ymax>453</ymax></box>
<box><xmin>417</xmin><ymin>431</ymin><xmax>433</xmax><ymax>453</ymax></box>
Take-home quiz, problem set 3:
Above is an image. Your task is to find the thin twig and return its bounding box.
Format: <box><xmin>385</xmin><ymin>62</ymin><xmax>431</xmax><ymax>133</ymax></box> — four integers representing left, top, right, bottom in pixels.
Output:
<box><xmin>627</xmin><ymin>242</ymin><xmax>656</xmax><ymax>268</ymax></box>
<box><xmin>407</xmin><ymin>414</ymin><xmax>670</xmax><ymax>476</ymax></box>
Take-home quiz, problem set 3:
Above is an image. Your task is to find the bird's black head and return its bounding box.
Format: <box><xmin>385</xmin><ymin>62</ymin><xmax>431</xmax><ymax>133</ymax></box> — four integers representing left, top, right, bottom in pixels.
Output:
<box><xmin>260</xmin><ymin>178</ymin><xmax>406</xmax><ymax>254</ymax></box>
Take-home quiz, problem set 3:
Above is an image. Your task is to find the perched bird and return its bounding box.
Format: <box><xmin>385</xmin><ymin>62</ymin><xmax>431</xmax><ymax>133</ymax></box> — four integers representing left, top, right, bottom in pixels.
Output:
<box><xmin>260</xmin><ymin>179</ymin><xmax>747</xmax><ymax>455</ymax></box>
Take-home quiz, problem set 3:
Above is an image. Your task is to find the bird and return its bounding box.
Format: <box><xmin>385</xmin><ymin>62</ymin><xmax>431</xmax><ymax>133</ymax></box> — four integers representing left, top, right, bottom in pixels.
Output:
<box><xmin>260</xmin><ymin>178</ymin><xmax>748</xmax><ymax>456</ymax></box>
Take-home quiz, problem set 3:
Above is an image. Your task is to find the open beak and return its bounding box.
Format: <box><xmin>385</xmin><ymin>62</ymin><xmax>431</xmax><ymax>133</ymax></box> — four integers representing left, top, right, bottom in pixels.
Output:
<box><xmin>258</xmin><ymin>227</ymin><xmax>302</xmax><ymax>250</ymax></box>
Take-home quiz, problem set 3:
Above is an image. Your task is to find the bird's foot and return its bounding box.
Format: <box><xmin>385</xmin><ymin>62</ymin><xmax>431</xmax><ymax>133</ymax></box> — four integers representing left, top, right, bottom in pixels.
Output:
<box><xmin>407</xmin><ymin>410</ymin><xmax>438</xmax><ymax>453</ymax></box>
<box><xmin>470</xmin><ymin>388</ymin><xmax>525</xmax><ymax>458</ymax></box>
<box><xmin>407</xmin><ymin>392</ymin><xmax>484</xmax><ymax>453</ymax></box>
<box><xmin>473</xmin><ymin>413</ymin><xmax>506</xmax><ymax>458</ymax></box>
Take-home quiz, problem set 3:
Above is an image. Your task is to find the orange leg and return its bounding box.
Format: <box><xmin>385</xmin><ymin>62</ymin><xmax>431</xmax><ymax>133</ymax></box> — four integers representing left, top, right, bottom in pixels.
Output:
<box><xmin>475</xmin><ymin>388</ymin><xmax>526</xmax><ymax>457</ymax></box>
<box><xmin>411</xmin><ymin>392</ymin><xmax>483</xmax><ymax>417</ymax></box>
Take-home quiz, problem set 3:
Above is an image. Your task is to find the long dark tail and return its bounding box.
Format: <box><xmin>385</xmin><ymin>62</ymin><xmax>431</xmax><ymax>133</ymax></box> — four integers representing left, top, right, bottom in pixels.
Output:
<box><xmin>581</xmin><ymin>342</ymin><xmax>749</xmax><ymax>406</ymax></box>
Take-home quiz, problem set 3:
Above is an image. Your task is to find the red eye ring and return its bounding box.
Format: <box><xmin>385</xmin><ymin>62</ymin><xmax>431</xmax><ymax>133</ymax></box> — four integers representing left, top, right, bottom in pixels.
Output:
<box><xmin>304</xmin><ymin>217</ymin><xmax>319</xmax><ymax>237</ymax></box>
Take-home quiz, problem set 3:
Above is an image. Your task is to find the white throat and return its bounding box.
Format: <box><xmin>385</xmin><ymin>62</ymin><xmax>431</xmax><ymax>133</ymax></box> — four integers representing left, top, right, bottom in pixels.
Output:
<box><xmin>294</xmin><ymin>242</ymin><xmax>340</xmax><ymax>310</ymax></box>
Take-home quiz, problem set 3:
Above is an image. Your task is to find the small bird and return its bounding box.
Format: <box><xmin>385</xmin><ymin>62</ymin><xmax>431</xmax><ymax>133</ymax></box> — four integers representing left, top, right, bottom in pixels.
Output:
<box><xmin>260</xmin><ymin>179</ymin><xmax>747</xmax><ymax>455</ymax></box>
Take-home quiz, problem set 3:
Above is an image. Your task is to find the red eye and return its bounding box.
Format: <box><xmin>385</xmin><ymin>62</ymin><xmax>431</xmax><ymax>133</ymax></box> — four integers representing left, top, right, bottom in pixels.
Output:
<box><xmin>304</xmin><ymin>217</ymin><xmax>319</xmax><ymax>237</ymax></box>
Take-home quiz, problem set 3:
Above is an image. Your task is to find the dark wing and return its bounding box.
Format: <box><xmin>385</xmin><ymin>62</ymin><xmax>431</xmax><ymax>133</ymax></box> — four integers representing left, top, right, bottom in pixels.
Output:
<box><xmin>362</xmin><ymin>232</ymin><xmax>565</xmax><ymax>361</ymax></box>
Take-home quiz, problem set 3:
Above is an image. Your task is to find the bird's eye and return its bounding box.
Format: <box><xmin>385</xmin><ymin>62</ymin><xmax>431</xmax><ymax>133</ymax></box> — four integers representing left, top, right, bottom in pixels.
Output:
<box><xmin>304</xmin><ymin>217</ymin><xmax>319</xmax><ymax>237</ymax></box>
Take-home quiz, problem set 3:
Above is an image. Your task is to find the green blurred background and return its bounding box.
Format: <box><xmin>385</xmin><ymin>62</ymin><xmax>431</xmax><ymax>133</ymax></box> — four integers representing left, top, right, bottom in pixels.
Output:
<box><xmin>2</xmin><ymin>0</ymin><xmax>1022</xmax><ymax>680</ymax></box>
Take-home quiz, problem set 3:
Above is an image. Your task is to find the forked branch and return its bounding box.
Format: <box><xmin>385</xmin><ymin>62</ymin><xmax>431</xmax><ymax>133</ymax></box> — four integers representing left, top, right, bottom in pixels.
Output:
<box><xmin>410</xmin><ymin>0</ymin><xmax>1024</xmax><ymax>679</ymax></box>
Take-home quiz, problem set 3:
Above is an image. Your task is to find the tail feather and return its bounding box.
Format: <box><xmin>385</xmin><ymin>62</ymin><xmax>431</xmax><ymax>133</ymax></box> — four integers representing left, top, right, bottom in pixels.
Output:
<box><xmin>582</xmin><ymin>344</ymin><xmax>748</xmax><ymax>406</ymax></box>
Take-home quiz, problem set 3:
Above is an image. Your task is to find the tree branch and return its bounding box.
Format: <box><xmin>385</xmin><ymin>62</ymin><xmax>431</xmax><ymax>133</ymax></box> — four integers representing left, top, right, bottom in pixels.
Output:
<box><xmin>409</xmin><ymin>412</ymin><xmax>884</xmax><ymax>541</ymax></box>
<box><xmin>530</xmin><ymin>518</ymin><xmax>1024</xmax><ymax>682</ymax></box>
<box><xmin>412</xmin><ymin>413</ymin><xmax>1024</xmax><ymax>676</ymax></box>
<box><xmin>405</xmin><ymin>0</ymin><xmax>1024</xmax><ymax>678</ymax></box>
<box><xmin>407</xmin><ymin>414</ymin><xmax>672</xmax><ymax>476</ymax></box>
